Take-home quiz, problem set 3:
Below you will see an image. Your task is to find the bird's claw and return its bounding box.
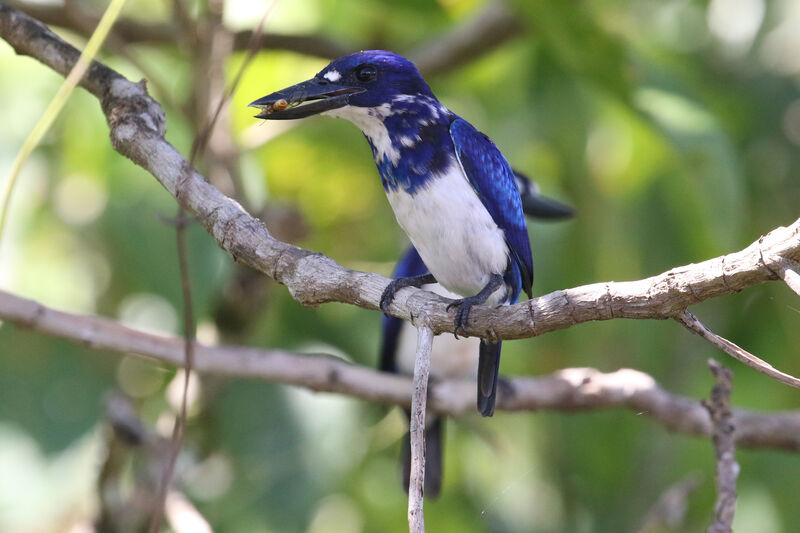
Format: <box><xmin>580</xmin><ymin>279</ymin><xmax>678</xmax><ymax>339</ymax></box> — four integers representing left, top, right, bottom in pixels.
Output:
<box><xmin>447</xmin><ymin>299</ymin><xmax>474</xmax><ymax>339</ymax></box>
<box><xmin>380</xmin><ymin>273</ymin><xmax>436</xmax><ymax>316</ymax></box>
<box><xmin>380</xmin><ymin>282</ymin><xmax>400</xmax><ymax>315</ymax></box>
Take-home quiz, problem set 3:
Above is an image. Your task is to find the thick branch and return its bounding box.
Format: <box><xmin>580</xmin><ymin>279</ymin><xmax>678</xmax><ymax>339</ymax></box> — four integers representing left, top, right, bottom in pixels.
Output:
<box><xmin>2</xmin><ymin>1</ymin><xmax>800</xmax><ymax>404</ymax></box>
<box><xmin>2</xmin><ymin>288</ymin><xmax>800</xmax><ymax>451</ymax></box>
<box><xmin>2</xmin><ymin>0</ymin><xmax>800</xmax><ymax>394</ymax></box>
<box><xmin>4</xmin><ymin>4</ymin><xmax>798</xmax><ymax>344</ymax></box>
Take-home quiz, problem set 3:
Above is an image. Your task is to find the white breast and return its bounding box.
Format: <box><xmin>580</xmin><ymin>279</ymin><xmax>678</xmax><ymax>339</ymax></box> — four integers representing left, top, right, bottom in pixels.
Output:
<box><xmin>394</xmin><ymin>283</ymin><xmax>480</xmax><ymax>379</ymax></box>
<box><xmin>385</xmin><ymin>163</ymin><xmax>510</xmax><ymax>300</ymax></box>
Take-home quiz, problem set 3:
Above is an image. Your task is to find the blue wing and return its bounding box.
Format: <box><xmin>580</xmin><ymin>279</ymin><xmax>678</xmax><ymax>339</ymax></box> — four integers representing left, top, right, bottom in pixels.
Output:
<box><xmin>450</xmin><ymin>118</ymin><xmax>533</xmax><ymax>300</ymax></box>
<box><xmin>379</xmin><ymin>247</ymin><xmax>429</xmax><ymax>373</ymax></box>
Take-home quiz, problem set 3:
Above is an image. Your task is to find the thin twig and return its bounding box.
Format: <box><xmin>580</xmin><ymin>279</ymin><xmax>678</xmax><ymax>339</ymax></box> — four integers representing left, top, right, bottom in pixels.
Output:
<box><xmin>3</xmin><ymin>288</ymin><xmax>800</xmax><ymax>450</ymax></box>
<box><xmin>675</xmin><ymin>310</ymin><xmax>800</xmax><ymax>388</ymax></box>
<box><xmin>148</xmin><ymin>5</ymin><xmax>276</xmax><ymax>530</ymax></box>
<box><xmin>147</xmin><ymin>210</ymin><xmax>196</xmax><ymax>533</ymax></box>
<box><xmin>779</xmin><ymin>264</ymin><xmax>800</xmax><ymax>297</ymax></box>
<box><xmin>704</xmin><ymin>360</ymin><xmax>739</xmax><ymax>533</ymax></box>
<box><xmin>408</xmin><ymin>323</ymin><xmax>433</xmax><ymax>533</ymax></box>
<box><xmin>189</xmin><ymin>4</ymin><xmax>275</xmax><ymax>163</ymax></box>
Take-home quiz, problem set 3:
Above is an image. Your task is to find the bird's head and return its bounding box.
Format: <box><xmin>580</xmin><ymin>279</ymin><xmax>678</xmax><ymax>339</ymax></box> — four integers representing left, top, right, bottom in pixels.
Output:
<box><xmin>249</xmin><ymin>50</ymin><xmax>434</xmax><ymax>120</ymax></box>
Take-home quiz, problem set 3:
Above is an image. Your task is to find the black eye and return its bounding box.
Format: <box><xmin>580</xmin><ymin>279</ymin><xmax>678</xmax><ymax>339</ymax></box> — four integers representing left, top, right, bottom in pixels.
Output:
<box><xmin>355</xmin><ymin>64</ymin><xmax>378</xmax><ymax>82</ymax></box>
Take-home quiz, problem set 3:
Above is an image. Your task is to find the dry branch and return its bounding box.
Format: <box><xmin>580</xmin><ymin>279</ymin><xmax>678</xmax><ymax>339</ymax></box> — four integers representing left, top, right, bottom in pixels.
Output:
<box><xmin>675</xmin><ymin>310</ymin><xmax>800</xmax><ymax>388</ymax></box>
<box><xmin>3</xmin><ymin>288</ymin><xmax>800</xmax><ymax>451</ymax></box>
<box><xmin>2</xmin><ymin>1</ymin><xmax>800</xmax><ymax>444</ymax></box>
<box><xmin>2</xmin><ymin>4</ymin><xmax>798</xmax><ymax>350</ymax></box>
<box><xmin>6</xmin><ymin>0</ymin><xmax>349</xmax><ymax>58</ymax></box>
<box><xmin>8</xmin><ymin>0</ymin><xmax>525</xmax><ymax>77</ymax></box>
<box><xmin>408</xmin><ymin>324</ymin><xmax>433</xmax><ymax>533</ymax></box>
<box><xmin>779</xmin><ymin>264</ymin><xmax>800</xmax><ymax>297</ymax></box>
<box><xmin>704</xmin><ymin>360</ymin><xmax>739</xmax><ymax>533</ymax></box>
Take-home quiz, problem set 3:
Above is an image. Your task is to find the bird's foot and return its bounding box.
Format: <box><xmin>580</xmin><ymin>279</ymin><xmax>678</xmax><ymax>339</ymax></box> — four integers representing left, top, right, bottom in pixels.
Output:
<box><xmin>446</xmin><ymin>297</ymin><xmax>479</xmax><ymax>338</ymax></box>
<box><xmin>380</xmin><ymin>273</ymin><xmax>437</xmax><ymax>314</ymax></box>
<box><xmin>445</xmin><ymin>274</ymin><xmax>505</xmax><ymax>338</ymax></box>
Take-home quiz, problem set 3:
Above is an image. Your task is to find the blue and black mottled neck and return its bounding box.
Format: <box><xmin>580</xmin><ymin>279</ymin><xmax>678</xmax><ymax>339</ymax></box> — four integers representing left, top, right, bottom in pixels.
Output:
<box><xmin>365</xmin><ymin>95</ymin><xmax>455</xmax><ymax>195</ymax></box>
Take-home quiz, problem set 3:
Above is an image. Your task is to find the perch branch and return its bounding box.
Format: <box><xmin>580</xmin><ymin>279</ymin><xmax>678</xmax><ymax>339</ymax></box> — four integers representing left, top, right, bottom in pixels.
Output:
<box><xmin>408</xmin><ymin>323</ymin><xmax>433</xmax><ymax>533</ymax></box>
<box><xmin>2</xmin><ymin>4</ymin><xmax>798</xmax><ymax>342</ymax></box>
<box><xmin>704</xmin><ymin>360</ymin><xmax>739</xmax><ymax>533</ymax></box>
<box><xmin>2</xmin><ymin>5</ymin><xmax>800</xmax><ymax>391</ymax></box>
<box><xmin>2</xmin><ymin>288</ymin><xmax>800</xmax><ymax>451</ymax></box>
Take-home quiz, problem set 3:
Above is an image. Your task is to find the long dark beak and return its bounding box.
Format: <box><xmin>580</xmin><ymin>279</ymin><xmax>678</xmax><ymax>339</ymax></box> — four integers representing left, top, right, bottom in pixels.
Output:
<box><xmin>249</xmin><ymin>78</ymin><xmax>365</xmax><ymax>120</ymax></box>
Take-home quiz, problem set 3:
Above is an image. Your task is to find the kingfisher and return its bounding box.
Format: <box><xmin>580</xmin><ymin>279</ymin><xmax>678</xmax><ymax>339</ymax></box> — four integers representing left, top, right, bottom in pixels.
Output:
<box><xmin>380</xmin><ymin>171</ymin><xmax>573</xmax><ymax>497</ymax></box>
<box><xmin>251</xmin><ymin>50</ymin><xmax>534</xmax><ymax>417</ymax></box>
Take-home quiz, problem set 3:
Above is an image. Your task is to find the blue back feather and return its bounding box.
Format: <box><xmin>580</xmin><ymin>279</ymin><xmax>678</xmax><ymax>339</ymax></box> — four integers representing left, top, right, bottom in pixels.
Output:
<box><xmin>449</xmin><ymin>119</ymin><xmax>534</xmax><ymax>300</ymax></box>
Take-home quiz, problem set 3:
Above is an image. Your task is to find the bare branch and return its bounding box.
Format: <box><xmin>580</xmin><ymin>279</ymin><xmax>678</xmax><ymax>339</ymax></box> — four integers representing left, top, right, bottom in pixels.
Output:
<box><xmin>3</xmin><ymin>288</ymin><xmax>800</xmax><ymax>451</ymax></box>
<box><xmin>704</xmin><ymin>360</ymin><xmax>739</xmax><ymax>533</ymax></box>
<box><xmin>408</xmin><ymin>323</ymin><xmax>433</xmax><ymax>533</ymax></box>
<box><xmin>2</xmin><ymin>5</ymin><xmax>799</xmax><ymax>352</ymax></box>
<box><xmin>411</xmin><ymin>1</ymin><xmax>524</xmax><ymax>76</ymax></box>
<box><xmin>1</xmin><ymin>3</ymin><xmax>800</xmax><ymax>431</ymax></box>
<box><xmin>6</xmin><ymin>0</ymin><xmax>348</xmax><ymax>58</ymax></box>
<box><xmin>675</xmin><ymin>310</ymin><xmax>800</xmax><ymax>388</ymax></box>
<box><xmin>8</xmin><ymin>0</ymin><xmax>524</xmax><ymax>73</ymax></box>
<box><xmin>779</xmin><ymin>264</ymin><xmax>800</xmax><ymax>297</ymax></box>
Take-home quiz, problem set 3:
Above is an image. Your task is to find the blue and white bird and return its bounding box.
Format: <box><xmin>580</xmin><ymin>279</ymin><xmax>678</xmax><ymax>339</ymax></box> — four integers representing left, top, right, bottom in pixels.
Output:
<box><xmin>380</xmin><ymin>171</ymin><xmax>573</xmax><ymax>498</ymax></box>
<box><xmin>251</xmin><ymin>50</ymin><xmax>533</xmax><ymax>417</ymax></box>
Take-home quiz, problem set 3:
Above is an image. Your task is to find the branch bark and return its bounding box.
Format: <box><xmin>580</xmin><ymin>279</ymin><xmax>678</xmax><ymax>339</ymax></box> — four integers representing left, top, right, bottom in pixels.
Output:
<box><xmin>2</xmin><ymin>2</ymin><xmax>800</xmax><ymax>439</ymax></box>
<box><xmin>6</xmin><ymin>0</ymin><xmax>350</xmax><ymax>58</ymax></box>
<box><xmin>3</xmin><ymin>3</ymin><xmax>798</xmax><ymax>349</ymax></box>
<box><xmin>705</xmin><ymin>360</ymin><xmax>739</xmax><ymax>533</ymax></box>
<box><xmin>7</xmin><ymin>0</ymin><xmax>524</xmax><ymax>77</ymax></box>
<box><xmin>408</xmin><ymin>323</ymin><xmax>433</xmax><ymax>533</ymax></box>
<box><xmin>3</xmin><ymin>288</ymin><xmax>800</xmax><ymax>452</ymax></box>
<box><xmin>675</xmin><ymin>310</ymin><xmax>800</xmax><ymax>388</ymax></box>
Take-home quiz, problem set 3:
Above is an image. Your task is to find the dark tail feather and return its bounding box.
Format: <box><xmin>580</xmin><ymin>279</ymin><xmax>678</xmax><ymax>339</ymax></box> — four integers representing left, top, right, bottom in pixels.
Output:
<box><xmin>401</xmin><ymin>415</ymin><xmax>445</xmax><ymax>499</ymax></box>
<box><xmin>477</xmin><ymin>340</ymin><xmax>502</xmax><ymax>417</ymax></box>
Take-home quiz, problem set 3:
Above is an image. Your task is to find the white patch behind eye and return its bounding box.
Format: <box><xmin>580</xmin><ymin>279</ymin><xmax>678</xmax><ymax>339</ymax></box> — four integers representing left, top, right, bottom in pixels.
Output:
<box><xmin>323</xmin><ymin>70</ymin><xmax>341</xmax><ymax>82</ymax></box>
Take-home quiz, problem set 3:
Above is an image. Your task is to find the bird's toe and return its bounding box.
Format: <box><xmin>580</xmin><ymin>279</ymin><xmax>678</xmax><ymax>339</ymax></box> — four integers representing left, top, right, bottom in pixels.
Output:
<box><xmin>379</xmin><ymin>284</ymin><xmax>397</xmax><ymax>314</ymax></box>
<box><xmin>451</xmin><ymin>300</ymin><xmax>473</xmax><ymax>337</ymax></box>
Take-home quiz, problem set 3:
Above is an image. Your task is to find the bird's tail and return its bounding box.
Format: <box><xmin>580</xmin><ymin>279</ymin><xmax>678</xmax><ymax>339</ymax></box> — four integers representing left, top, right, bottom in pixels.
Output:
<box><xmin>402</xmin><ymin>415</ymin><xmax>444</xmax><ymax>499</ymax></box>
<box><xmin>477</xmin><ymin>340</ymin><xmax>502</xmax><ymax>417</ymax></box>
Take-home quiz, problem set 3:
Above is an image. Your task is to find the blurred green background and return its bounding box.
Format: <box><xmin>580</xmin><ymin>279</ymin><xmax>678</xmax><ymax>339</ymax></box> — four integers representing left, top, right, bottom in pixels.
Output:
<box><xmin>1</xmin><ymin>0</ymin><xmax>799</xmax><ymax>531</ymax></box>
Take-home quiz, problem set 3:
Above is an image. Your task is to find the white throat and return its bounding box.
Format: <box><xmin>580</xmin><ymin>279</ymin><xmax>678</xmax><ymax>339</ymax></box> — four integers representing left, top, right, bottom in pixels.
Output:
<box><xmin>322</xmin><ymin>104</ymin><xmax>400</xmax><ymax>164</ymax></box>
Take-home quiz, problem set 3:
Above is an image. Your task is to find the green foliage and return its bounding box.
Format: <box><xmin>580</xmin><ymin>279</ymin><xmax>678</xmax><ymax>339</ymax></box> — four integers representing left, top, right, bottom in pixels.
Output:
<box><xmin>1</xmin><ymin>0</ymin><xmax>799</xmax><ymax>531</ymax></box>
